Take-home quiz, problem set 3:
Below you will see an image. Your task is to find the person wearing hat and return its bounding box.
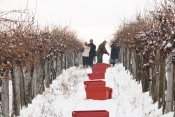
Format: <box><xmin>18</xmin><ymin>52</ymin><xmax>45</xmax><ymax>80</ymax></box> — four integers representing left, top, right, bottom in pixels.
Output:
<box><xmin>88</xmin><ymin>39</ymin><xmax>96</xmax><ymax>67</ymax></box>
<box><xmin>96</xmin><ymin>40</ymin><xmax>109</xmax><ymax>63</ymax></box>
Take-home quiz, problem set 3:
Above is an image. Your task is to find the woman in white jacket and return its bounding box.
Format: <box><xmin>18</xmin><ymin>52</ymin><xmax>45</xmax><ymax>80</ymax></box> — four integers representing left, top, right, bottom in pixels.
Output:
<box><xmin>82</xmin><ymin>41</ymin><xmax>90</xmax><ymax>68</ymax></box>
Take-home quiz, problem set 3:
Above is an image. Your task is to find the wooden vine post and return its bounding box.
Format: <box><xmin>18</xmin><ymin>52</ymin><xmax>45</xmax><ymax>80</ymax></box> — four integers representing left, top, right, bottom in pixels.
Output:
<box><xmin>1</xmin><ymin>68</ymin><xmax>10</xmax><ymax>117</ymax></box>
<box><xmin>165</xmin><ymin>53</ymin><xmax>174</xmax><ymax>113</ymax></box>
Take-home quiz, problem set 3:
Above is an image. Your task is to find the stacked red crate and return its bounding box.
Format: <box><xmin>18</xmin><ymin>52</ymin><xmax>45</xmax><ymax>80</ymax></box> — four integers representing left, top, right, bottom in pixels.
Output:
<box><xmin>92</xmin><ymin>63</ymin><xmax>111</xmax><ymax>73</ymax></box>
<box><xmin>87</xmin><ymin>73</ymin><xmax>105</xmax><ymax>80</ymax></box>
<box><xmin>93</xmin><ymin>63</ymin><xmax>111</xmax><ymax>68</ymax></box>
<box><xmin>85</xmin><ymin>87</ymin><xmax>112</xmax><ymax>100</ymax></box>
<box><xmin>72</xmin><ymin>63</ymin><xmax>112</xmax><ymax>117</ymax></box>
<box><xmin>85</xmin><ymin>63</ymin><xmax>112</xmax><ymax>100</ymax></box>
<box><xmin>84</xmin><ymin>80</ymin><xmax>106</xmax><ymax>89</ymax></box>
<box><xmin>72</xmin><ymin>110</ymin><xmax>109</xmax><ymax>117</ymax></box>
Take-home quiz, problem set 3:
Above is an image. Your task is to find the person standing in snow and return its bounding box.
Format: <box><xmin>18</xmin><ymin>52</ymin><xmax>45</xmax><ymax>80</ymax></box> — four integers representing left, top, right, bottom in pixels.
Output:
<box><xmin>96</xmin><ymin>40</ymin><xmax>109</xmax><ymax>63</ymax></box>
<box><xmin>110</xmin><ymin>41</ymin><xmax>120</xmax><ymax>67</ymax></box>
<box><xmin>88</xmin><ymin>39</ymin><xmax>96</xmax><ymax>67</ymax></box>
<box><xmin>82</xmin><ymin>41</ymin><xmax>90</xmax><ymax>68</ymax></box>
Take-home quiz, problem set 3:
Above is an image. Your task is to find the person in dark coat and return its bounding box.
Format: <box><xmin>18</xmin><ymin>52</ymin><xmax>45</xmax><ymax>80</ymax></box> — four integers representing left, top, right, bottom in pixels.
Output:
<box><xmin>96</xmin><ymin>40</ymin><xmax>109</xmax><ymax>63</ymax></box>
<box><xmin>110</xmin><ymin>41</ymin><xmax>119</xmax><ymax>66</ymax></box>
<box><xmin>88</xmin><ymin>39</ymin><xmax>96</xmax><ymax>67</ymax></box>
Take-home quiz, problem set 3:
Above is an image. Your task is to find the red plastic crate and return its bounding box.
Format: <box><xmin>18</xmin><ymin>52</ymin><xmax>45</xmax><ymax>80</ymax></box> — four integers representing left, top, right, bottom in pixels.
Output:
<box><xmin>93</xmin><ymin>63</ymin><xmax>111</xmax><ymax>68</ymax></box>
<box><xmin>84</xmin><ymin>80</ymin><xmax>106</xmax><ymax>88</ymax></box>
<box><xmin>87</xmin><ymin>73</ymin><xmax>105</xmax><ymax>80</ymax></box>
<box><xmin>72</xmin><ymin>110</ymin><xmax>109</xmax><ymax>117</ymax></box>
<box><xmin>85</xmin><ymin>87</ymin><xmax>112</xmax><ymax>100</ymax></box>
<box><xmin>92</xmin><ymin>68</ymin><xmax>106</xmax><ymax>73</ymax></box>
<box><xmin>92</xmin><ymin>66</ymin><xmax>107</xmax><ymax>69</ymax></box>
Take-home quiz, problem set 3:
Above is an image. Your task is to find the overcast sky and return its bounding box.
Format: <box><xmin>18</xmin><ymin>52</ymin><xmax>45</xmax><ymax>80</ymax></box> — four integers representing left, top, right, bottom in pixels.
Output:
<box><xmin>0</xmin><ymin>0</ymin><xmax>163</xmax><ymax>47</ymax></box>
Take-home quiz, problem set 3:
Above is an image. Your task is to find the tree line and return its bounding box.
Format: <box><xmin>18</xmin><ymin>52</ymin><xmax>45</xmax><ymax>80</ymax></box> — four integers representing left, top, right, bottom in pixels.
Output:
<box><xmin>112</xmin><ymin>0</ymin><xmax>175</xmax><ymax>114</ymax></box>
<box><xmin>0</xmin><ymin>10</ymin><xmax>82</xmax><ymax>117</ymax></box>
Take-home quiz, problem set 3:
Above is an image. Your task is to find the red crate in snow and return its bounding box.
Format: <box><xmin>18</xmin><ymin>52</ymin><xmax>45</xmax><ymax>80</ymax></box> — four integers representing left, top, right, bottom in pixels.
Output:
<box><xmin>92</xmin><ymin>67</ymin><xmax>106</xmax><ymax>73</ymax></box>
<box><xmin>93</xmin><ymin>63</ymin><xmax>111</xmax><ymax>68</ymax></box>
<box><xmin>85</xmin><ymin>87</ymin><xmax>112</xmax><ymax>100</ymax></box>
<box><xmin>72</xmin><ymin>110</ymin><xmax>109</xmax><ymax>117</ymax></box>
<box><xmin>84</xmin><ymin>80</ymin><xmax>106</xmax><ymax>88</ymax></box>
<box><xmin>87</xmin><ymin>73</ymin><xmax>105</xmax><ymax>80</ymax></box>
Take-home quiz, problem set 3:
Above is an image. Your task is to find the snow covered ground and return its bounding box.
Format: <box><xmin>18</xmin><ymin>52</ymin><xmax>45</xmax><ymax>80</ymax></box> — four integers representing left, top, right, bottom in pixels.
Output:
<box><xmin>19</xmin><ymin>55</ymin><xmax>174</xmax><ymax>117</ymax></box>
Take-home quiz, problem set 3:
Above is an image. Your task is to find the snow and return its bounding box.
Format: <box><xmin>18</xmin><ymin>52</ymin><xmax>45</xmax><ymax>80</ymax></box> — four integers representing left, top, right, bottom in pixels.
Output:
<box><xmin>19</xmin><ymin>54</ymin><xmax>174</xmax><ymax>117</ymax></box>
<box><xmin>165</xmin><ymin>42</ymin><xmax>172</xmax><ymax>48</ymax></box>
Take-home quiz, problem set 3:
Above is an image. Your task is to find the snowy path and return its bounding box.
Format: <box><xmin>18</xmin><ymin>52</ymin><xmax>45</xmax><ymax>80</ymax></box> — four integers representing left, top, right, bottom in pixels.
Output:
<box><xmin>19</xmin><ymin>55</ymin><xmax>174</xmax><ymax>117</ymax></box>
<box><xmin>72</xmin><ymin>65</ymin><xmax>161</xmax><ymax>117</ymax></box>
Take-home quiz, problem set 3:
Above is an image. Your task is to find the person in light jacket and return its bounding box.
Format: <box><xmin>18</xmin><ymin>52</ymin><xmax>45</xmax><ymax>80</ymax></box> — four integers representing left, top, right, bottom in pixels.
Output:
<box><xmin>82</xmin><ymin>41</ymin><xmax>90</xmax><ymax>68</ymax></box>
